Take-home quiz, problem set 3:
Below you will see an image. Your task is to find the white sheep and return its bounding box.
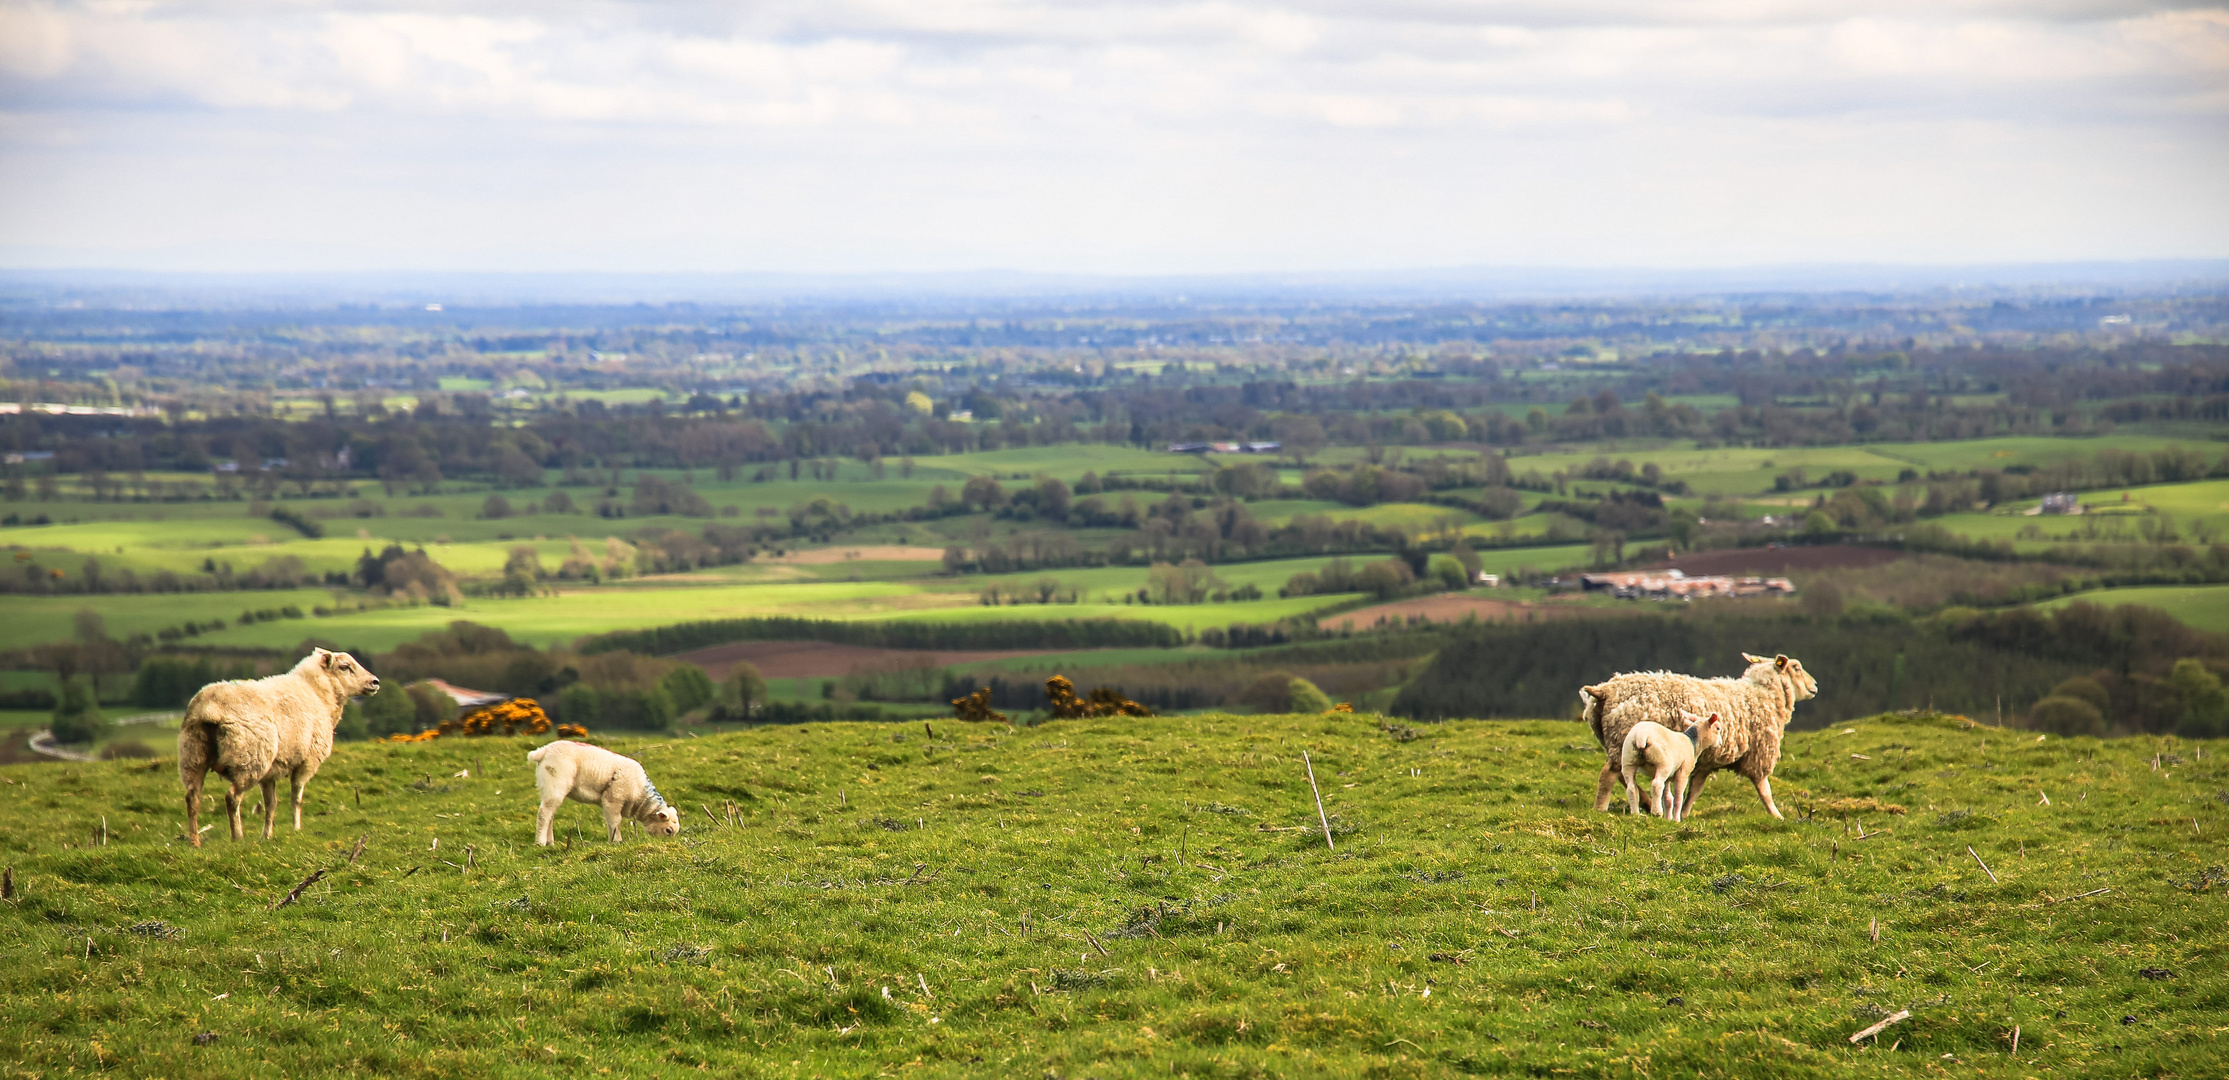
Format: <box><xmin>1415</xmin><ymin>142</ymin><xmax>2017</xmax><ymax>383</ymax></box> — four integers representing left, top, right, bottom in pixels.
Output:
<box><xmin>1580</xmin><ymin>652</ymin><xmax>1820</xmax><ymax>819</ymax></box>
<box><xmin>179</xmin><ymin>648</ymin><xmax>381</xmax><ymax>846</ymax></box>
<box><xmin>1621</xmin><ymin>712</ymin><xmax>1722</xmax><ymax>822</ymax></box>
<box><xmin>528</xmin><ymin>740</ymin><xmax>681</xmax><ymax>844</ymax></box>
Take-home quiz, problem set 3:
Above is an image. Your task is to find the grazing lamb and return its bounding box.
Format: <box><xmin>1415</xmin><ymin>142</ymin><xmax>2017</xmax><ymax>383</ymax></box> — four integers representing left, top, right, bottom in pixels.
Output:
<box><xmin>1580</xmin><ymin>652</ymin><xmax>1819</xmax><ymax>820</ymax></box>
<box><xmin>180</xmin><ymin>648</ymin><xmax>381</xmax><ymax>847</ymax></box>
<box><xmin>1621</xmin><ymin>712</ymin><xmax>1722</xmax><ymax>822</ymax></box>
<box><xmin>528</xmin><ymin>740</ymin><xmax>681</xmax><ymax>844</ymax></box>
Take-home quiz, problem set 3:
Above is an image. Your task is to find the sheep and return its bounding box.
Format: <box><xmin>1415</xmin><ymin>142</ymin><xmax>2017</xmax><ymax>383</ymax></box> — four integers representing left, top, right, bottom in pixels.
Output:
<box><xmin>1580</xmin><ymin>652</ymin><xmax>1819</xmax><ymax>820</ymax></box>
<box><xmin>179</xmin><ymin>648</ymin><xmax>381</xmax><ymax>847</ymax></box>
<box><xmin>528</xmin><ymin>740</ymin><xmax>681</xmax><ymax>844</ymax></box>
<box><xmin>1620</xmin><ymin>712</ymin><xmax>1722</xmax><ymax>822</ymax></box>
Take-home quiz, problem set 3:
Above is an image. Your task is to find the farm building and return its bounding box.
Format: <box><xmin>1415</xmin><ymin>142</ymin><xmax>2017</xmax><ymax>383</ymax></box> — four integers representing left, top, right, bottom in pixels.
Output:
<box><xmin>1579</xmin><ymin>569</ymin><xmax>1796</xmax><ymax>601</ymax></box>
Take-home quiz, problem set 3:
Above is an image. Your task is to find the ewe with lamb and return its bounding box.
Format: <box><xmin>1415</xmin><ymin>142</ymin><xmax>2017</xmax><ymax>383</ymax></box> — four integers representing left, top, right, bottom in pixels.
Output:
<box><xmin>179</xmin><ymin>648</ymin><xmax>381</xmax><ymax>846</ymax></box>
<box><xmin>1581</xmin><ymin>652</ymin><xmax>1819</xmax><ymax>819</ymax></box>
<box><xmin>1620</xmin><ymin>712</ymin><xmax>1722</xmax><ymax>823</ymax></box>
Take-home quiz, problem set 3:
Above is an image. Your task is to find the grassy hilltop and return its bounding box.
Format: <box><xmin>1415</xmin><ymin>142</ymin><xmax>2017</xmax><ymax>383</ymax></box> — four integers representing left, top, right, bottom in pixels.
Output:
<box><xmin>1</xmin><ymin>712</ymin><xmax>2222</xmax><ymax>1078</ymax></box>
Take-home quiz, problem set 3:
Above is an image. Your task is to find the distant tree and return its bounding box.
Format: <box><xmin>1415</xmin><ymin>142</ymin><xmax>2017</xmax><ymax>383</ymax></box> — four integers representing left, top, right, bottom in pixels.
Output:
<box><xmin>2171</xmin><ymin>659</ymin><xmax>2226</xmax><ymax>739</ymax></box>
<box><xmin>50</xmin><ymin>677</ymin><xmax>107</xmax><ymax>745</ymax></box>
<box><xmin>1034</xmin><ymin>476</ymin><xmax>1072</xmax><ymax>521</ymax></box>
<box><xmin>721</xmin><ymin>662</ymin><xmax>769</xmax><ymax>720</ymax></box>
<box><xmin>661</xmin><ymin>665</ymin><xmax>716</xmax><ymax>714</ymax></box>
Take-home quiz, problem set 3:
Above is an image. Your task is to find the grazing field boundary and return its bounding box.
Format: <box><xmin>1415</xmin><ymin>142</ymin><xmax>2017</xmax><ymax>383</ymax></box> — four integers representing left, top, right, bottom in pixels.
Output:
<box><xmin>578</xmin><ymin>615</ymin><xmax>1186</xmax><ymax>656</ymax></box>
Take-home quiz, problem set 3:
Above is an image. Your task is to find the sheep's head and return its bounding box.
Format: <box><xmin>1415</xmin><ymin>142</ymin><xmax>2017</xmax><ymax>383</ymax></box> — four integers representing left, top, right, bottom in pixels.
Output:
<box><xmin>642</xmin><ymin>805</ymin><xmax>682</xmax><ymax>837</ymax></box>
<box><xmin>306</xmin><ymin>648</ymin><xmax>381</xmax><ymax>699</ymax></box>
<box><xmin>1739</xmin><ymin>652</ymin><xmax>1820</xmax><ymax>701</ymax></box>
<box><xmin>1679</xmin><ymin>711</ymin><xmax>1725</xmax><ymax>752</ymax></box>
<box><xmin>1776</xmin><ymin>655</ymin><xmax>1818</xmax><ymax>700</ymax></box>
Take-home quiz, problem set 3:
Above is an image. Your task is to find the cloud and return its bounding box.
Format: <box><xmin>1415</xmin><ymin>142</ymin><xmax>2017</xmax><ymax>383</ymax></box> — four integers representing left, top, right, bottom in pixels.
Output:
<box><xmin>0</xmin><ymin>0</ymin><xmax>2222</xmax><ymax>271</ymax></box>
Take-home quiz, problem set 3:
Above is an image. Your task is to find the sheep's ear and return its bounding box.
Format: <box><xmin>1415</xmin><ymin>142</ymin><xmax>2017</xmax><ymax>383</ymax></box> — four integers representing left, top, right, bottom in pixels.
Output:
<box><xmin>1741</xmin><ymin>652</ymin><xmax>1764</xmax><ymax>664</ymax></box>
<box><xmin>321</xmin><ymin>651</ymin><xmax>340</xmax><ymax>669</ymax></box>
<box><xmin>1775</xmin><ymin>654</ymin><xmax>1789</xmax><ymax>670</ymax></box>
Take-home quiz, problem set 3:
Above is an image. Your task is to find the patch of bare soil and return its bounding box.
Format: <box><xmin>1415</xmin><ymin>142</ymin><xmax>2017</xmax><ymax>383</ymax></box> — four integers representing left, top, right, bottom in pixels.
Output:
<box><xmin>765</xmin><ymin>546</ymin><xmax>949</xmax><ymax>565</ymax></box>
<box><xmin>1317</xmin><ymin>594</ymin><xmax>1588</xmax><ymax>633</ymax></box>
<box><xmin>676</xmin><ymin>640</ymin><xmax>1068</xmax><ymax>681</ymax></box>
<box><xmin>0</xmin><ymin>727</ymin><xmax>54</xmax><ymax>765</ymax></box>
<box><xmin>1652</xmin><ymin>544</ymin><xmax>1903</xmax><ymax>576</ymax></box>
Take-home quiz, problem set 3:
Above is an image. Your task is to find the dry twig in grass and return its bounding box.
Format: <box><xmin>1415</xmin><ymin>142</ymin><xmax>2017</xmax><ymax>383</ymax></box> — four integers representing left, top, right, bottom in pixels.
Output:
<box><xmin>1849</xmin><ymin>1009</ymin><xmax>1910</xmax><ymax>1043</ymax></box>
<box><xmin>269</xmin><ymin>868</ymin><xmax>327</xmax><ymax>911</ymax></box>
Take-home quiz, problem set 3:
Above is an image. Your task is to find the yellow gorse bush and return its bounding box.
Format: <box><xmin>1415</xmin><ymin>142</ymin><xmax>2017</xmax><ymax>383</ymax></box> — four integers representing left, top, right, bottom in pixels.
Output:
<box><xmin>380</xmin><ymin>695</ymin><xmax>582</xmax><ymax>743</ymax></box>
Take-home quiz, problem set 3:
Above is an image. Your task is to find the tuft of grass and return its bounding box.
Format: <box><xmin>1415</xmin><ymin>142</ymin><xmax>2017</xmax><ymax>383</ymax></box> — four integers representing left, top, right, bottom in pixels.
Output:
<box><xmin>0</xmin><ymin>714</ymin><xmax>2220</xmax><ymax>1077</ymax></box>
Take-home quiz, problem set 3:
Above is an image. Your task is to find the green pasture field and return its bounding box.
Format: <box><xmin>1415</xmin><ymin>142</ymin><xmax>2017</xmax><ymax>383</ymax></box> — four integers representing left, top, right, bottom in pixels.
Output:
<box><xmin>1919</xmin><ymin>478</ymin><xmax>2229</xmax><ymax>549</ymax></box>
<box><xmin>0</xmin><ymin>556</ymin><xmax>1375</xmax><ymax>653</ymax></box>
<box><xmin>884</xmin><ymin>594</ymin><xmax>1357</xmax><ymax>633</ymax></box>
<box><xmin>1497</xmin><ymin>436</ymin><xmax>2219</xmax><ymax>500</ymax></box>
<box><xmin>0</xmin><ymin>589</ymin><xmax>339</xmax><ymax>653</ymax></box>
<box><xmin>5</xmin><ymin>710</ymin><xmax>2215</xmax><ymax>1078</ymax></box>
<box><xmin>1469</xmin><ymin>544</ymin><xmax>1592</xmax><ymax>575</ymax></box>
<box><xmin>1238</xmin><ymin>500</ymin><xmax>1478</xmax><ymax>532</ymax></box>
<box><xmin>1863</xmin><ymin>435</ymin><xmax>2214</xmax><ymax>473</ymax></box>
<box><xmin>2033</xmin><ymin>584</ymin><xmax>2229</xmax><ymax>634</ymax></box>
<box><xmin>919</xmin><ymin>445</ymin><xmax>1211</xmax><ymax>482</ymax></box>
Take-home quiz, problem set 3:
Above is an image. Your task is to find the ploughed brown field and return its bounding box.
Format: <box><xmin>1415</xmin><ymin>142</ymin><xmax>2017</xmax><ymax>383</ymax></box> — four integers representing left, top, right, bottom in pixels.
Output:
<box><xmin>1654</xmin><ymin>543</ymin><xmax>1904</xmax><ymax>575</ymax></box>
<box><xmin>674</xmin><ymin>640</ymin><xmax>1065</xmax><ymax>680</ymax></box>
<box><xmin>1316</xmin><ymin>594</ymin><xmax>1588</xmax><ymax>632</ymax></box>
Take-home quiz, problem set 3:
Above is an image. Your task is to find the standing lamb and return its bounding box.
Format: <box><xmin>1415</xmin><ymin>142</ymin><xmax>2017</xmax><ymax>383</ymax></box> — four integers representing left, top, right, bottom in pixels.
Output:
<box><xmin>1579</xmin><ymin>652</ymin><xmax>1819</xmax><ymax>820</ymax></box>
<box><xmin>1621</xmin><ymin>712</ymin><xmax>1722</xmax><ymax>822</ymax></box>
<box><xmin>528</xmin><ymin>740</ymin><xmax>681</xmax><ymax>844</ymax></box>
<box><xmin>180</xmin><ymin>648</ymin><xmax>381</xmax><ymax>847</ymax></box>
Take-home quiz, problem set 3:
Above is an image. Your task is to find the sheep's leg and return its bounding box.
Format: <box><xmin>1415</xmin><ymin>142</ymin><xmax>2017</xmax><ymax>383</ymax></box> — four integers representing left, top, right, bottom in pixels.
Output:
<box><xmin>535</xmin><ymin>798</ymin><xmax>563</xmax><ymax>845</ymax></box>
<box><xmin>1623</xmin><ymin>767</ymin><xmax>1641</xmax><ymax>816</ymax></box>
<box><xmin>603</xmin><ymin>799</ymin><xmax>626</xmax><ymax>842</ymax></box>
<box><xmin>1680</xmin><ymin>770</ymin><xmax>1713</xmax><ymax>819</ymax></box>
<box><xmin>289</xmin><ymin>772</ymin><xmax>307</xmax><ymax>832</ymax></box>
<box><xmin>1752</xmin><ymin>774</ymin><xmax>1785</xmax><ymax>820</ymax></box>
<box><xmin>184</xmin><ymin>771</ymin><xmax>204</xmax><ymax>849</ymax></box>
<box><xmin>1649</xmin><ymin>774</ymin><xmax>1671</xmax><ymax>821</ymax></box>
<box><xmin>1594</xmin><ymin>761</ymin><xmax>1620</xmax><ymax>812</ymax></box>
<box><xmin>224</xmin><ymin>778</ymin><xmax>247</xmax><ymax>842</ymax></box>
<box><xmin>259</xmin><ymin>777</ymin><xmax>279</xmax><ymax>840</ymax></box>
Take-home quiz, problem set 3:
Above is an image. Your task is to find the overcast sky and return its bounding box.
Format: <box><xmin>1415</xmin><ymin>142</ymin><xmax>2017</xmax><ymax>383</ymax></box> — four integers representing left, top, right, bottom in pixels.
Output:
<box><xmin>0</xmin><ymin>1</ymin><xmax>2223</xmax><ymax>275</ymax></box>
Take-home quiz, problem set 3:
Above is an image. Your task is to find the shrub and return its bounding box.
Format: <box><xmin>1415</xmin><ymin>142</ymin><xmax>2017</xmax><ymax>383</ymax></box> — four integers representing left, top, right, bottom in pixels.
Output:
<box><xmin>269</xmin><ymin>505</ymin><xmax>323</xmax><ymax>539</ymax></box>
<box><xmin>134</xmin><ymin>656</ymin><xmax>217</xmax><ymax>708</ymax></box>
<box><xmin>1242</xmin><ymin>670</ymin><xmax>1333</xmax><ymax>713</ymax></box>
<box><xmin>1287</xmin><ymin>676</ymin><xmax>1334</xmax><ymax>714</ymax></box>
<box><xmin>0</xmin><ymin>687</ymin><xmax>57</xmax><ymax>710</ymax></box>
<box><xmin>2049</xmin><ymin>675</ymin><xmax>2110</xmax><ymax>713</ymax></box>
<box><xmin>661</xmin><ymin>665</ymin><xmax>716</xmax><ymax>714</ymax></box>
<box><xmin>1043</xmin><ymin>675</ymin><xmax>1152</xmax><ymax>719</ymax></box>
<box><xmin>2030</xmin><ymin>695</ymin><xmax>2107</xmax><ymax>737</ymax></box>
<box><xmin>50</xmin><ymin>678</ymin><xmax>107</xmax><ymax>744</ymax></box>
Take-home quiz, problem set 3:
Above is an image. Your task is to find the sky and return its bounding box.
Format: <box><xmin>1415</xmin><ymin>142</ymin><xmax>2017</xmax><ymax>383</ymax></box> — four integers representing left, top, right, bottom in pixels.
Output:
<box><xmin>0</xmin><ymin>1</ymin><xmax>2224</xmax><ymax>276</ymax></box>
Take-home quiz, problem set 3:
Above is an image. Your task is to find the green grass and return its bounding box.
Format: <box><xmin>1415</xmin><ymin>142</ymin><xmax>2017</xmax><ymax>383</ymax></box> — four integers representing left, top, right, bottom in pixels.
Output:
<box><xmin>883</xmin><ymin>594</ymin><xmax>1353</xmax><ymax>632</ymax></box>
<box><xmin>1918</xmin><ymin>478</ymin><xmax>2229</xmax><ymax>551</ymax></box>
<box><xmin>1499</xmin><ymin>436</ymin><xmax>2220</xmax><ymax>499</ymax></box>
<box><xmin>2033</xmin><ymin>584</ymin><xmax>2229</xmax><ymax>634</ymax></box>
<box><xmin>0</xmin><ymin>589</ymin><xmax>339</xmax><ymax>652</ymax></box>
<box><xmin>1245</xmin><ymin>501</ymin><xmax>1478</xmax><ymax>532</ymax></box>
<box><xmin>0</xmin><ymin>712</ymin><xmax>2219</xmax><ymax>1077</ymax></box>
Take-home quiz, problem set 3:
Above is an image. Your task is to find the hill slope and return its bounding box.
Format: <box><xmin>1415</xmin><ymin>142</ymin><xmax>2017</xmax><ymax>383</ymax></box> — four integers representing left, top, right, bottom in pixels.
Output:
<box><xmin>1</xmin><ymin>712</ymin><xmax>2221</xmax><ymax>1078</ymax></box>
